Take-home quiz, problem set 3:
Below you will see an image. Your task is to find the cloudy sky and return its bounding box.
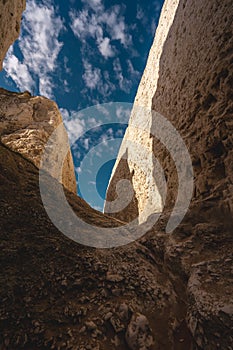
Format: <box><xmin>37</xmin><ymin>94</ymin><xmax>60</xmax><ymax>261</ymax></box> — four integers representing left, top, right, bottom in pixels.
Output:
<box><xmin>0</xmin><ymin>0</ymin><xmax>164</xmax><ymax>211</ymax></box>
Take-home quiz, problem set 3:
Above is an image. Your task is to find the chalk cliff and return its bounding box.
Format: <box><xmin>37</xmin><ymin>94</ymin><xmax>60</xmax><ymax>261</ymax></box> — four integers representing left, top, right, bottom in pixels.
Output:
<box><xmin>105</xmin><ymin>0</ymin><xmax>233</xmax><ymax>224</ymax></box>
<box><xmin>0</xmin><ymin>0</ymin><xmax>26</xmax><ymax>70</ymax></box>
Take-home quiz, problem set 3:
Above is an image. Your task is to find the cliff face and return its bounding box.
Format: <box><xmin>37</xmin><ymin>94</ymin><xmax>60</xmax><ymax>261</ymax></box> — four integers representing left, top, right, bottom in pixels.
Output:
<box><xmin>105</xmin><ymin>0</ymin><xmax>180</xmax><ymax>222</ymax></box>
<box><xmin>105</xmin><ymin>0</ymin><xmax>233</xmax><ymax>224</ymax></box>
<box><xmin>104</xmin><ymin>0</ymin><xmax>233</xmax><ymax>348</ymax></box>
<box><xmin>0</xmin><ymin>88</ymin><xmax>77</xmax><ymax>194</ymax></box>
<box><xmin>0</xmin><ymin>0</ymin><xmax>26</xmax><ymax>70</ymax></box>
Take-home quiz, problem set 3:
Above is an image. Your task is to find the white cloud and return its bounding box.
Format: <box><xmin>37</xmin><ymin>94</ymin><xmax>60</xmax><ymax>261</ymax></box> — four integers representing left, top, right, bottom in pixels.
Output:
<box><xmin>98</xmin><ymin>37</ymin><xmax>115</xmax><ymax>59</ymax></box>
<box><xmin>127</xmin><ymin>59</ymin><xmax>140</xmax><ymax>79</ymax></box>
<box><xmin>3</xmin><ymin>0</ymin><xmax>64</xmax><ymax>98</ymax></box>
<box><xmin>69</xmin><ymin>9</ymin><xmax>90</xmax><ymax>39</ymax></box>
<box><xmin>63</xmin><ymin>79</ymin><xmax>70</xmax><ymax>93</ymax></box>
<box><xmin>3</xmin><ymin>47</ymin><xmax>34</xmax><ymax>92</ymax></box>
<box><xmin>81</xmin><ymin>0</ymin><xmax>102</xmax><ymax>12</ymax></box>
<box><xmin>113</xmin><ymin>58</ymin><xmax>131</xmax><ymax>93</ymax></box>
<box><xmin>84</xmin><ymin>138</ymin><xmax>89</xmax><ymax>150</ymax></box>
<box><xmin>82</xmin><ymin>60</ymin><xmax>101</xmax><ymax>90</ymax></box>
<box><xmin>87</xmin><ymin>117</ymin><xmax>99</xmax><ymax>128</ymax></box>
<box><xmin>96</xmin><ymin>104</ymin><xmax>110</xmax><ymax>117</ymax></box>
<box><xmin>136</xmin><ymin>4</ymin><xmax>144</xmax><ymax>21</ymax></box>
<box><xmin>69</xmin><ymin>1</ymin><xmax>139</xmax><ymax>98</ymax></box>
<box><xmin>116</xmin><ymin>105</ymin><xmax>131</xmax><ymax>122</ymax></box>
<box><xmin>100</xmin><ymin>133</ymin><xmax>109</xmax><ymax>146</ymax></box>
<box><xmin>59</xmin><ymin>107</ymin><xmax>70</xmax><ymax>120</ymax></box>
<box><xmin>69</xmin><ymin>3</ymin><xmax>132</xmax><ymax>59</ymax></box>
<box><xmin>116</xmin><ymin>129</ymin><xmax>124</xmax><ymax>137</ymax></box>
<box><xmin>64</xmin><ymin>56</ymin><xmax>71</xmax><ymax>74</ymax></box>
<box><xmin>60</xmin><ymin>108</ymin><xmax>86</xmax><ymax>144</ymax></box>
<box><xmin>101</xmin><ymin>6</ymin><xmax>132</xmax><ymax>47</ymax></box>
<box><xmin>81</xmin><ymin>61</ymin><xmax>115</xmax><ymax>99</ymax></box>
<box><xmin>75</xmin><ymin>166</ymin><xmax>82</xmax><ymax>174</ymax></box>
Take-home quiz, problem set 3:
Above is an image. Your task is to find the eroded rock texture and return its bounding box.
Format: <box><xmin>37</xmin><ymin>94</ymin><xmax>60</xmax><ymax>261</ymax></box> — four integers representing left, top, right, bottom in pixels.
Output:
<box><xmin>0</xmin><ymin>0</ymin><xmax>26</xmax><ymax>70</ymax></box>
<box><xmin>105</xmin><ymin>0</ymin><xmax>180</xmax><ymax>222</ymax></box>
<box><xmin>105</xmin><ymin>0</ymin><xmax>233</xmax><ymax>225</ymax></box>
<box><xmin>105</xmin><ymin>0</ymin><xmax>233</xmax><ymax>348</ymax></box>
<box><xmin>0</xmin><ymin>88</ymin><xmax>77</xmax><ymax>194</ymax></box>
<box><xmin>0</xmin><ymin>144</ymin><xmax>190</xmax><ymax>350</ymax></box>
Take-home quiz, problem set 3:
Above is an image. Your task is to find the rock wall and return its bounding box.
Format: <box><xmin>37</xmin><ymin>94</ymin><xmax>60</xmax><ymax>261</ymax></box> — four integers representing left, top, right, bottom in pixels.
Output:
<box><xmin>105</xmin><ymin>0</ymin><xmax>233</xmax><ymax>348</ymax></box>
<box><xmin>0</xmin><ymin>0</ymin><xmax>26</xmax><ymax>70</ymax></box>
<box><xmin>105</xmin><ymin>0</ymin><xmax>233</xmax><ymax>225</ymax></box>
<box><xmin>105</xmin><ymin>0</ymin><xmax>180</xmax><ymax>222</ymax></box>
<box><xmin>0</xmin><ymin>88</ymin><xmax>77</xmax><ymax>194</ymax></box>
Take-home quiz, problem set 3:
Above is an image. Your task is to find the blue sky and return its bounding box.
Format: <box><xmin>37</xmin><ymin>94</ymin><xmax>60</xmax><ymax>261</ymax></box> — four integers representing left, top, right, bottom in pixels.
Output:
<box><xmin>0</xmin><ymin>0</ymin><xmax>164</xmax><ymax>211</ymax></box>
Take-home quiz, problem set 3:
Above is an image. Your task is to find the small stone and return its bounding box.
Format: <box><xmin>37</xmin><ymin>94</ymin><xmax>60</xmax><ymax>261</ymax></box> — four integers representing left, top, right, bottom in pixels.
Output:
<box><xmin>85</xmin><ymin>321</ymin><xmax>97</xmax><ymax>331</ymax></box>
<box><xmin>125</xmin><ymin>313</ymin><xmax>154</xmax><ymax>350</ymax></box>
<box><xmin>111</xmin><ymin>335</ymin><xmax>121</xmax><ymax>346</ymax></box>
<box><xmin>112</xmin><ymin>288</ymin><xmax>121</xmax><ymax>296</ymax></box>
<box><xmin>106</xmin><ymin>272</ymin><xmax>124</xmax><ymax>282</ymax></box>
<box><xmin>104</xmin><ymin>312</ymin><xmax>113</xmax><ymax>321</ymax></box>
<box><xmin>110</xmin><ymin>316</ymin><xmax>125</xmax><ymax>333</ymax></box>
<box><xmin>79</xmin><ymin>326</ymin><xmax>86</xmax><ymax>334</ymax></box>
<box><xmin>118</xmin><ymin>303</ymin><xmax>129</xmax><ymax>320</ymax></box>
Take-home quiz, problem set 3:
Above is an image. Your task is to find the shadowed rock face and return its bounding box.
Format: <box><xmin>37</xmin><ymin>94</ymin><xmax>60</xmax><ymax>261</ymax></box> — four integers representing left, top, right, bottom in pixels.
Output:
<box><xmin>151</xmin><ymin>0</ymin><xmax>233</xmax><ymax>216</ymax></box>
<box><xmin>0</xmin><ymin>0</ymin><xmax>26</xmax><ymax>69</ymax></box>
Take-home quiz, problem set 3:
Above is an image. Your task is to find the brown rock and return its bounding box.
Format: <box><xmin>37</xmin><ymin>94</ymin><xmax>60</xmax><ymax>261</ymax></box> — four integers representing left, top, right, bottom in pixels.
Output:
<box><xmin>0</xmin><ymin>88</ymin><xmax>76</xmax><ymax>194</ymax></box>
<box><xmin>0</xmin><ymin>0</ymin><xmax>26</xmax><ymax>70</ymax></box>
<box><xmin>125</xmin><ymin>313</ymin><xmax>154</xmax><ymax>350</ymax></box>
<box><xmin>105</xmin><ymin>0</ymin><xmax>233</xmax><ymax>225</ymax></box>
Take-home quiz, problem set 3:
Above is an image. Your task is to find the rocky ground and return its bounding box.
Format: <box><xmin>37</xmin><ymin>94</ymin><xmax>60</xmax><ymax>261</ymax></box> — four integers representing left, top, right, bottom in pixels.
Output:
<box><xmin>0</xmin><ymin>142</ymin><xmax>232</xmax><ymax>349</ymax></box>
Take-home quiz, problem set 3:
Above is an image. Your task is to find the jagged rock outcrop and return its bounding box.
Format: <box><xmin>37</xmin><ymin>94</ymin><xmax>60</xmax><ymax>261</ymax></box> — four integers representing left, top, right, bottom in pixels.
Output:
<box><xmin>0</xmin><ymin>0</ymin><xmax>26</xmax><ymax>69</ymax></box>
<box><xmin>0</xmin><ymin>88</ymin><xmax>77</xmax><ymax>194</ymax></box>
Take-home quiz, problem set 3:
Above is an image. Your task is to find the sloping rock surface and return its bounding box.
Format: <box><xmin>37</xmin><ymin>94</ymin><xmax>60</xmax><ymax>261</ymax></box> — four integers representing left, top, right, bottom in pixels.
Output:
<box><xmin>0</xmin><ymin>143</ymin><xmax>232</xmax><ymax>349</ymax></box>
<box><xmin>0</xmin><ymin>143</ymin><xmax>189</xmax><ymax>350</ymax></box>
